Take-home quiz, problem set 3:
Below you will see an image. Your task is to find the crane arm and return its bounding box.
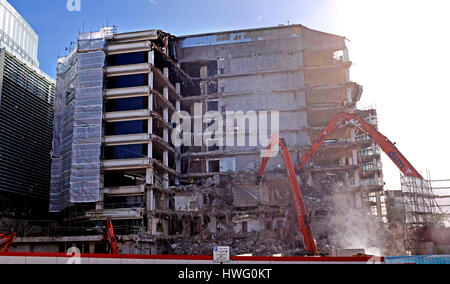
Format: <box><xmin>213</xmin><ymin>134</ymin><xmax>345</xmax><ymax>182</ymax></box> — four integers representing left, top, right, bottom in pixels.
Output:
<box><xmin>297</xmin><ymin>112</ymin><xmax>423</xmax><ymax>179</ymax></box>
<box><xmin>256</xmin><ymin>112</ymin><xmax>422</xmax><ymax>256</ymax></box>
<box><xmin>338</xmin><ymin>113</ymin><xmax>423</xmax><ymax>179</ymax></box>
<box><xmin>257</xmin><ymin>135</ymin><xmax>318</xmax><ymax>255</ymax></box>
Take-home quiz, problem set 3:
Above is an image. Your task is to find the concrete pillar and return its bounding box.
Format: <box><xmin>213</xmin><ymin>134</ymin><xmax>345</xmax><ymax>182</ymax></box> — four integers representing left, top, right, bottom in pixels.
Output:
<box><xmin>175</xmin><ymin>83</ymin><xmax>181</xmax><ymax>183</ymax></box>
<box><xmin>163</xmin><ymin>151</ymin><xmax>169</xmax><ymax>166</ymax></box>
<box><xmin>376</xmin><ymin>192</ymin><xmax>382</xmax><ymax>220</ymax></box>
<box><xmin>89</xmin><ymin>243</ymin><xmax>95</xmax><ymax>254</ymax></box>
<box><xmin>146</xmin><ymin>50</ymin><xmax>155</xmax><ymax>187</ymax></box>
<box><xmin>350</xmin><ymin>128</ymin><xmax>360</xmax><ymax>186</ymax></box>
<box><xmin>355</xmin><ymin>192</ymin><xmax>362</xmax><ymax>209</ymax></box>
<box><xmin>163</xmin><ymin>173</ymin><xmax>169</xmax><ymax>188</ymax></box>
<box><xmin>147</xmin><ymin>188</ymin><xmax>154</xmax><ymax>234</ymax></box>
<box><xmin>343</xmin><ymin>48</ymin><xmax>350</xmax><ymax>82</ymax></box>
<box><xmin>352</xmin><ymin>151</ymin><xmax>358</xmax><ymax>166</ymax></box>
<box><xmin>343</xmin><ymin>48</ymin><xmax>350</xmax><ymax>63</ymax></box>
<box><xmin>163</xmin><ymin>73</ymin><xmax>169</xmax><ymax>142</ymax></box>
<box><xmin>350</xmin><ymin>128</ymin><xmax>356</xmax><ymax>142</ymax></box>
<box><xmin>96</xmin><ymin>174</ymin><xmax>104</xmax><ymax>210</ymax></box>
<box><xmin>347</xmin><ymin>88</ymin><xmax>352</xmax><ymax>104</ymax></box>
<box><xmin>163</xmin><ymin>82</ymin><xmax>169</xmax><ymax>185</ymax></box>
<box><xmin>148</xmin><ymin>50</ymin><xmax>155</xmax><ymax>65</ymax></box>
<box><xmin>200</xmin><ymin>66</ymin><xmax>207</xmax><ymax>79</ymax></box>
<box><xmin>162</xmin><ymin>68</ymin><xmax>170</xmax><ymax>189</ymax></box>
<box><xmin>163</xmin><ymin>87</ymin><xmax>169</xmax><ymax>126</ymax></box>
<box><xmin>146</xmin><ymin>168</ymin><xmax>154</xmax><ymax>185</ymax></box>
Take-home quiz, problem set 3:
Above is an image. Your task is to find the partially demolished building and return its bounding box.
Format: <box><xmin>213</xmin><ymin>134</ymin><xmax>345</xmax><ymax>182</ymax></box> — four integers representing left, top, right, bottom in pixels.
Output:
<box><xmin>15</xmin><ymin>25</ymin><xmax>387</xmax><ymax>255</ymax></box>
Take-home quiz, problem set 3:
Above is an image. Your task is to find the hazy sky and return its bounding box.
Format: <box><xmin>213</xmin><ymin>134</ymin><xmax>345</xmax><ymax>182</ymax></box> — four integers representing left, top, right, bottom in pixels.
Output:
<box><xmin>8</xmin><ymin>0</ymin><xmax>450</xmax><ymax>191</ymax></box>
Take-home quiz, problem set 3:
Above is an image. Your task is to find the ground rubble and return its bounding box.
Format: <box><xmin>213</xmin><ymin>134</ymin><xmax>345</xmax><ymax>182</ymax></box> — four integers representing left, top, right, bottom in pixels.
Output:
<box><xmin>169</xmin><ymin>170</ymin><xmax>395</xmax><ymax>256</ymax></box>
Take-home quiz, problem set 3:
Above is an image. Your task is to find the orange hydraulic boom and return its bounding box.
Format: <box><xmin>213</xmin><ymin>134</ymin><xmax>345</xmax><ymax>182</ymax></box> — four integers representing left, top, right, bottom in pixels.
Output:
<box><xmin>103</xmin><ymin>218</ymin><xmax>118</xmax><ymax>254</ymax></box>
<box><xmin>257</xmin><ymin>112</ymin><xmax>423</xmax><ymax>255</ymax></box>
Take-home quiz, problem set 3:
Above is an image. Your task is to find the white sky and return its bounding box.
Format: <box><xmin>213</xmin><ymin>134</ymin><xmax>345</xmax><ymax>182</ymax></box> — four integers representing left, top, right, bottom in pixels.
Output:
<box><xmin>327</xmin><ymin>0</ymin><xmax>450</xmax><ymax>191</ymax></box>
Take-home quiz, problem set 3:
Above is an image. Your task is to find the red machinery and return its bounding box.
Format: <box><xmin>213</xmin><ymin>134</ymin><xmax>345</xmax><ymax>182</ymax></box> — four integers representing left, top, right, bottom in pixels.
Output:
<box><xmin>0</xmin><ymin>232</ymin><xmax>17</xmax><ymax>253</ymax></box>
<box><xmin>103</xmin><ymin>218</ymin><xmax>118</xmax><ymax>254</ymax></box>
<box><xmin>257</xmin><ymin>112</ymin><xmax>423</xmax><ymax>255</ymax></box>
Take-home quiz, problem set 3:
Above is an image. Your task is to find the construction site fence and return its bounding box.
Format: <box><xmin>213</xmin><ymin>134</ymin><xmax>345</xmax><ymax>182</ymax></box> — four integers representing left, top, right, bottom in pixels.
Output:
<box><xmin>385</xmin><ymin>255</ymin><xmax>450</xmax><ymax>264</ymax></box>
<box><xmin>2</xmin><ymin>253</ymin><xmax>450</xmax><ymax>264</ymax></box>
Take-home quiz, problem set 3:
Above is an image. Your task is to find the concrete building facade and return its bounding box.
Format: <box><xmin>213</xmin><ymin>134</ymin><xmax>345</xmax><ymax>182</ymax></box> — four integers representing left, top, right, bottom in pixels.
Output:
<box><xmin>177</xmin><ymin>26</ymin><xmax>386</xmax><ymax>222</ymax></box>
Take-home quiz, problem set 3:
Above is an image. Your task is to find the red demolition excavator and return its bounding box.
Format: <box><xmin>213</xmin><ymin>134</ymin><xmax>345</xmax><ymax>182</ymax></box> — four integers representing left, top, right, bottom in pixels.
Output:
<box><xmin>257</xmin><ymin>112</ymin><xmax>423</xmax><ymax>256</ymax></box>
<box><xmin>104</xmin><ymin>218</ymin><xmax>118</xmax><ymax>255</ymax></box>
<box><xmin>0</xmin><ymin>232</ymin><xmax>17</xmax><ymax>253</ymax></box>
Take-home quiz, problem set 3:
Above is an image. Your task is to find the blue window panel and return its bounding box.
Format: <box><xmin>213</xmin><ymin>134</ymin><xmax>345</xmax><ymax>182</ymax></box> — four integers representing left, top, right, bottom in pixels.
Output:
<box><xmin>107</xmin><ymin>74</ymin><xmax>147</xmax><ymax>89</ymax></box>
<box><xmin>105</xmin><ymin>97</ymin><xmax>147</xmax><ymax>112</ymax></box>
<box><xmin>105</xmin><ymin>120</ymin><xmax>146</xmax><ymax>135</ymax></box>
<box><xmin>104</xmin><ymin>144</ymin><xmax>146</xmax><ymax>160</ymax></box>
<box><xmin>107</xmin><ymin>52</ymin><xmax>147</xmax><ymax>66</ymax></box>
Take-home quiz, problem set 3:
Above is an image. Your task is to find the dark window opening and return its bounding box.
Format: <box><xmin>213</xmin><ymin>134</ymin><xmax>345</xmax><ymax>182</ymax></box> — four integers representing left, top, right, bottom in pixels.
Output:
<box><xmin>315</xmin><ymin>210</ymin><xmax>328</xmax><ymax>216</ymax></box>
<box><xmin>242</xmin><ymin>222</ymin><xmax>248</xmax><ymax>233</ymax></box>
<box><xmin>105</xmin><ymin>97</ymin><xmax>148</xmax><ymax>112</ymax></box>
<box><xmin>181</xmin><ymin>79</ymin><xmax>201</xmax><ymax>97</ymax></box>
<box><xmin>106</xmin><ymin>74</ymin><xmax>148</xmax><ymax>89</ymax></box>
<box><xmin>208</xmin><ymin>160</ymin><xmax>220</xmax><ymax>173</ymax></box>
<box><xmin>107</xmin><ymin>52</ymin><xmax>148</xmax><ymax>66</ymax></box>
<box><xmin>105</xmin><ymin>120</ymin><xmax>147</xmax><ymax>136</ymax></box>
<box><xmin>190</xmin><ymin>160</ymin><xmax>204</xmax><ymax>174</ymax></box>
<box><xmin>180</xmin><ymin>61</ymin><xmax>218</xmax><ymax>77</ymax></box>
<box><xmin>208</xmin><ymin>145</ymin><xmax>219</xmax><ymax>152</ymax></box>
<box><xmin>168</xmin><ymin>151</ymin><xmax>176</xmax><ymax>170</ymax></box>
<box><xmin>207</xmin><ymin>100</ymin><xmax>219</xmax><ymax>111</ymax></box>
<box><xmin>168</xmin><ymin>217</ymin><xmax>182</xmax><ymax>236</ymax></box>
<box><xmin>275</xmin><ymin>220</ymin><xmax>284</xmax><ymax>230</ymax></box>
<box><xmin>104</xmin><ymin>171</ymin><xmax>143</xmax><ymax>187</ymax></box>
<box><xmin>104</xmin><ymin>144</ymin><xmax>147</xmax><ymax>160</ymax></box>
<box><xmin>156</xmin><ymin>222</ymin><xmax>165</xmax><ymax>233</ymax></box>
<box><xmin>190</xmin><ymin>218</ymin><xmax>201</xmax><ymax>236</ymax></box>
<box><xmin>104</xmin><ymin>196</ymin><xmax>145</xmax><ymax>209</ymax></box>
<box><xmin>208</xmin><ymin>81</ymin><xmax>218</xmax><ymax>95</ymax></box>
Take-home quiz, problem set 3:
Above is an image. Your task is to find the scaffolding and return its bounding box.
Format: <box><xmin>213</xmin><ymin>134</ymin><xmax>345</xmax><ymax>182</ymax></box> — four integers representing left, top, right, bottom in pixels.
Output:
<box><xmin>430</xmin><ymin>179</ymin><xmax>450</xmax><ymax>227</ymax></box>
<box><xmin>401</xmin><ymin>175</ymin><xmax>443</xmax><ymax>253</ymax></box>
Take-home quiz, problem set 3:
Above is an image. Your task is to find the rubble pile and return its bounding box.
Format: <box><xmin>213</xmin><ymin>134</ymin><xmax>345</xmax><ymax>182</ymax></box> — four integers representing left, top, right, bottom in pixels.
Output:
<box><xmin>168</xmin><ymin>170</ymin><xmax>392</xmax><ymax>256</ymax></box>
<box><xmin>169</xmin><ymin>225</ymin><xmax>307</xmax><ymax>256</ymax></box>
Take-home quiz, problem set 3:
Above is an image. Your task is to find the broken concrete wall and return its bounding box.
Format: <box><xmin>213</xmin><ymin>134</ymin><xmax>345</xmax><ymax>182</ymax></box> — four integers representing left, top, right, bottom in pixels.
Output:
<box><xmin>177</xmin><ymin>25</ymin><xmax>352</xmax><ymax>175</ymax></box>
<box><xmin>174</xmin><ymin>192</ymin><xmax>204</xmax><ymax>211</ymax></box>
<box><xmin>222</xmin><ymin>91</ymin><xmax>306</xmax><ymax>111</ymax></box>
<box><xmin>218</xmin><ymin>71</ymin><xmax>305</xmax><ymax>93</ymax></box>
<box><xmin>300</xmin><ymin>28</ymin><xmax>345</xmax><ymax>51</ymax></box>
<box><xmin>232</xmin><ymin>178</ymin><xmax>291</xmax><ymax>208</ymax></box>
<box><xmin>167</xmin><ymin>167</ymin><xmax>391</xmax><ymax>256</ymax></box>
